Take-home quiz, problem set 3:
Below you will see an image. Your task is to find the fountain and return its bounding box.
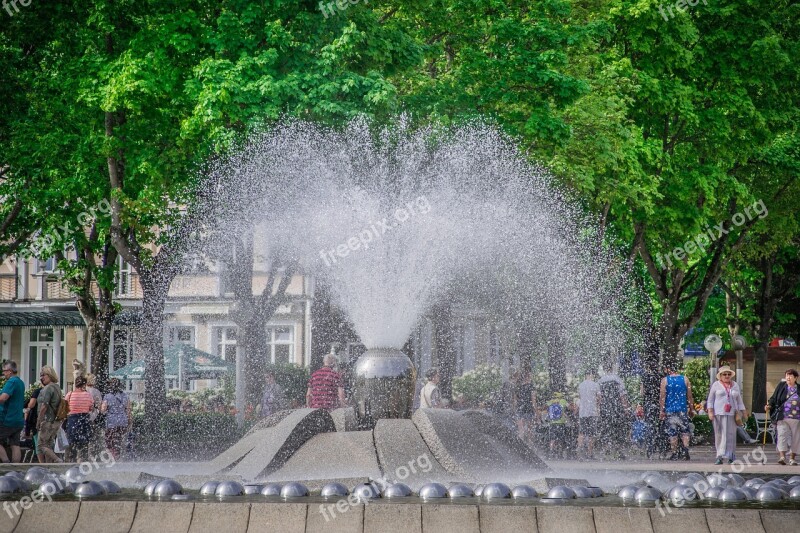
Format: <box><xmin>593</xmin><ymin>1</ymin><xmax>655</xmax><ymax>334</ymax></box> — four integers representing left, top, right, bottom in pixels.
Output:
<box><xmin>352</xmin><ymin>347</ymin><xmax>416</xmax><ymax>428</ymax></box>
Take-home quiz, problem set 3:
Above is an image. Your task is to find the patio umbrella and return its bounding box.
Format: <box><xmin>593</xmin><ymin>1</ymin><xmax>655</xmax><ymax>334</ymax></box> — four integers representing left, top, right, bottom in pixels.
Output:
<box><xmin>110</xmin><ymin>345</ymin><xmax>233</xmax><ymax>386</ymax></box>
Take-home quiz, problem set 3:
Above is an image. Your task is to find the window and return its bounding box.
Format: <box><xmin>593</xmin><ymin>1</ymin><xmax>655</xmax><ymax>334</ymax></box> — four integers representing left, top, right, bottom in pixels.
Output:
<box><xmin>166</xmin><ymin>326</ymin><xmax>195</xmax><ymax>347</ymax></box>
<box><xmin>42</xmin><ymin>256</ymin><xmax>57</xmax><ymax>273</ymax></box>
<box><xmin>212</xmin><ymin>326</ymin><xmax>238</xmax><ymax>362</ymax></box>
<box><xmin>116</xmin><ymin>257</ymin><xmax>134</xmax><ymax>297</ymax></box>
<box><xmin>267</xmin><ymin>325</ymin><xmax>294</xmax><ymax>364</ymax></box>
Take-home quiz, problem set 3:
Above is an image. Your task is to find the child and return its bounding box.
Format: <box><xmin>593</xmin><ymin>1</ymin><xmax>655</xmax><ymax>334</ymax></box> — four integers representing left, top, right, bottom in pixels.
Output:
<box><xmin>546</xmin><ymin>391</ymin><xmax>569</xmax><ymax>458</ymax></box>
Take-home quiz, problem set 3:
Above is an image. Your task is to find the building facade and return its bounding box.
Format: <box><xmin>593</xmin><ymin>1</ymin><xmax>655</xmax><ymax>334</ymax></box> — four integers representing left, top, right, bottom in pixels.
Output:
<box><xmin>0</xmin><ymin>255</ymin><xmax>313</xmax><ymax>397</ymax></box>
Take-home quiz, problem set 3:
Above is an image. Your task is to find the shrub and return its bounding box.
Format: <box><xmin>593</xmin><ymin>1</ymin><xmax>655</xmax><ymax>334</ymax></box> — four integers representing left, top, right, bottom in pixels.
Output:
<box><xmin>130</xmin><ymin>412</ymin><xmax>248</xmax><ymax>460</ymax></box>
<box><xmin>692</xmin><ymin>414</ymin><xmax>712</xmax><ymax>437</ymax></box>
<box><xmin>684</xmin><ymin>357</ymin><xmax>711</xmax><ymax>407</ymax></box>
<box><xmin>452</xmin><ymin>364</ymin><xmax>503</xmax><ymax>407</ymax></box>
<box><xmin>266</xmin><ymin>363</ymin><xmax>310</xmax><ymax>407</ymax></box>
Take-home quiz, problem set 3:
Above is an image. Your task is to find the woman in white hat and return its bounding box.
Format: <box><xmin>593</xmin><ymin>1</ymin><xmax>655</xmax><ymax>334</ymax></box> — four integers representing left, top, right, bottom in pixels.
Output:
<box><xmin>707</xmin><ymin>366</ymin><xmax>746</xmax><ymax>465</ymax></box>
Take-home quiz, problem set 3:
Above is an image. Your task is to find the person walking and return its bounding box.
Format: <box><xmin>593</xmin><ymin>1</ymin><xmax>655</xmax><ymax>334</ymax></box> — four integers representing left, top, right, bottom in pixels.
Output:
<box><xmin>766</xmin><ymin>368</ymin><xmax>800</xmax><ymax>465</ymax></box>
<box><xmin>306</xmin><ymin>354</ymin><xmax>346</xmax><ymax>410</ymax></box>
<box><xmin>0</xmin><ymin>361</ymin><xmax>25</xmax><ymax>463</ymax></box>
<box><xmin>577</xmin><ymin>371</ymin><xmax>601</xmax><ymax>460</ymax></box>
<box><xmin>419</xmin><ymin>368</ymin><xmax>443</xmax><ymax>409</ymax></box>
<box><xmin>36</xmin><ymin>366</ymin><xmax>64</xmax><ymax>463</ymax></box>
<box><xmin>85</xmin><ymin>374</ymin><xmax>104</xmax><ymax>459</ymax></box>
<box><xmin>101</xmin><ymin>379</ymin><xmax>131</xmax><ymax>460</ymax></box>
<box><xmin>260</xmin><ymin>372</ymin><xmax>285</xmax><ymax>418</ymax></box>
<box><xmin>707</xmin><ymin>366</ymin><xmax>746</xmax><ymax>465</ymax></box>
<box><xmin>513</xmin><ymin>367</ymin><xmax>536</xmax><ymax>443</ymax></box>
<box><xmin>24</xmin><ymin>386</ymin><xmax>44</xmax><ymax>463</ymax></box>
<box><xmin>659</xmin><ymin>364</ymin><xmax>694</xmax><ymax>460</ymax></box>
<box><xmin>65</xmin><ymin>376</ymin><xmax>94</xmax><ymax>462</ymax></box>
<box><xmin>598</xmin><ymin>363</ymin><xmax>629</xmax><ymax>459</ymax></box>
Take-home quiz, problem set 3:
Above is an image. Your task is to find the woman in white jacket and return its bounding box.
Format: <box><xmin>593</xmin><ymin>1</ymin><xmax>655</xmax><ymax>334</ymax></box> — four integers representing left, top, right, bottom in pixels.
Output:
<box><xmin>707</xmin><ymin>366</ymin><xmax>746</xmax><ymax>465</ymax></box>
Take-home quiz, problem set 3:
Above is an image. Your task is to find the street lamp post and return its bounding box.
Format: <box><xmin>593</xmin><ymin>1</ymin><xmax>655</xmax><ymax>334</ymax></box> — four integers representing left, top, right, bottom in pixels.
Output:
<box><xmin>733</xmin><ymin>335</ymin><xmax>747</xmax><ymax>388</ymax></box>
<box><xmin>704</xmin><ymin>334</ymin><xmax>723</xmax><ymax>387</ymax></box>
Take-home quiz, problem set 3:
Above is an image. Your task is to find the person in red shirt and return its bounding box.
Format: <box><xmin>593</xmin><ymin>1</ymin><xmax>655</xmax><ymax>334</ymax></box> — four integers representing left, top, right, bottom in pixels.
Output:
<box><xmin>306</xmin><ymin>354</ymin><xmax>346</xmax><ymax>410</ymax></box>
<box><xmin>65</xmin><ymin>376</ymin><xmax>96</xmax><ymax>462</ymax></box>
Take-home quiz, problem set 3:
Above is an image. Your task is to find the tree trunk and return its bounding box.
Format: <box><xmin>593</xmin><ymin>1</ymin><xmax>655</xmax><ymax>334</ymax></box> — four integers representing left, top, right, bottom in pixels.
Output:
<box><xmin>432</xmin><ymin>304</ymin><xmax>455</xmax><ymax>399</ymax></box>
<box><xmin>242</xmin><ymin>319</ymin><xmax>269</xmax><ymax>405</ymax></box>
<box><xmin>140</xmin><ymin>282</ymin><xmax>168</xmax><ymax>437</ymax></box>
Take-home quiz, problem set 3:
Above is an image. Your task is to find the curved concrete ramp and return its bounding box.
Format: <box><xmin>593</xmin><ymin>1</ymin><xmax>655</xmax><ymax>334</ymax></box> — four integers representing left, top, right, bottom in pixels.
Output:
<box><xmin>374</xmin><ymin>419</ymin><xmax>452</xmax><ymax>489</ymax></box>
<box><xmin>228</xmin><ymin>408</ymin><xmax>335</xmax><ymax>480</ymax></box>
<box><xmin>412</xmin><ymin>408</ymin><xmax>548</xmax><ymax>483</ymax></box>
<box><xmin>266</xmin><ymin>431</ymin><xmax>381</xmax><ymax>483</ymax></box>
<box><xmin>207</xmin><ymin>410</ymin><xmax>294</xmax><ymax>473</ymax></box>
<box><xmin>460</xmin><ymin>410</ymin><xmax>548</xmax><ymax>470</ymax></box>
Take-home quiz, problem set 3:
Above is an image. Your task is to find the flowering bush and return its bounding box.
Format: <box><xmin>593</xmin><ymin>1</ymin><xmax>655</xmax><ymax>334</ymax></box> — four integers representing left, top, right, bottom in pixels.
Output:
<box><xmin>452</xmin><ymin>364</ymin><xmax>503</xmax><ymax>407</ymax></box>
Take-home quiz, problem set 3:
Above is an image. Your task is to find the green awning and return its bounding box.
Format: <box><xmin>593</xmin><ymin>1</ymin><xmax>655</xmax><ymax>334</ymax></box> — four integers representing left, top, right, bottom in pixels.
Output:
<box><xmin>0</xmin><ymin>311</ymin><xmax>85</xmax><ymax>327</ymax></box>
<box><xmin>110</xmin><ymin>344</ymin><xmax>233</xmax><ymax>380</ymax></box>
<box><xmin>0</xmin><ymin>309</ymin><xmax>142</xmax><ymax>327</ymax></box>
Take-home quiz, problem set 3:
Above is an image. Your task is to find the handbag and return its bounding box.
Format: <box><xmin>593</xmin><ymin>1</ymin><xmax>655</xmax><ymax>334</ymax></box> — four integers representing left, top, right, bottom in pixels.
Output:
<box><xmin>54</xmin><ymin>426</ymin><xmax>69</xmax><ymax>453</ymax></box>
<box><xmin>55</xmin><ymin>397</ymin><xmax>70</xmax><ymax>421</ymax></box>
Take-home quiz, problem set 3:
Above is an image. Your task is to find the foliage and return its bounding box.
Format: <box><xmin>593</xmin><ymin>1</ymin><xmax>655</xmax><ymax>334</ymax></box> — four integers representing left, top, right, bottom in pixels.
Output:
<box><xmin>452</xmin><ymin>364</ymin><xmax>503</xmax><ymax>407</ymax></box>
<box><xmin>264</xmin><ymin>363</ymin><xmax>310</xmax><ymax>408</ymax></box>
<box><xmin>130</xmin><ymin>412</ymin><xmax>248</xmax><ymax>460</ymax></box>
<box><xmin>624</xmin><ymin>377</ymin><xmax>642</xmax><ymax>407</ymax></box>
<box><xmin>684</xmin><ymin>357</ymin><xmax>711</xmax><ymax>407</ymax></box>
<box><xmin>24</xmin><ymin>382</ymin><xmax>42</xmax><ymax>405</ymax></box>
<box><xmin>692</xmin><ymin>414</ymin><xmax>712</xmax><ymax>438</ymax></box>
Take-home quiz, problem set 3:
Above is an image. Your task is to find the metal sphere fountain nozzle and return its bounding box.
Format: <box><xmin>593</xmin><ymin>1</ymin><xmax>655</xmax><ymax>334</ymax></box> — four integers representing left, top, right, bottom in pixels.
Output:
<box><xmin>354</xmin><ymin>347</ymin><xmax>416</xmax><ymax>429</ymax></box>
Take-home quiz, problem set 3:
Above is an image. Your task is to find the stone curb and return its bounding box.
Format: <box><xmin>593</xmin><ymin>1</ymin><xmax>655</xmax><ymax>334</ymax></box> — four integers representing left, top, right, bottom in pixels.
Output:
<box><xmin>5</xmin><ymin>502</ymin><xmax>797</xmax><ymax>532</ymax></box>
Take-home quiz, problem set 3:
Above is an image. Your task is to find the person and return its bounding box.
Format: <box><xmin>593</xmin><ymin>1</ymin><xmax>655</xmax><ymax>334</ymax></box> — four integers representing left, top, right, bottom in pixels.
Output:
<box><xmin>513</xmin><ymin>367</ymin><xmax>536</xmax><ymax>443</ymax></box>
<box><xmin>577</xmin><ymin>371</ymin><xmax>601</xmax><ymax>460</ymax></box>
<box><xmin>260</xmin><ymin>372</ymin><xmax>285</xmax><ymax>418</ymax></box>
<box><xmin>36</xmin><ymin>365</ymin><xmax>64</xmax><ymax>463</ymax></box>
<box><xmin>0</xmin><ymin>361</ymin><xmax>25</xmax><ymax>463</ymax></box>
<box><xmin>707</xmin><ymin>366</ymin><xmax>746</xmax><ymax>465</ymax></box>
<box><xmin>546</xmin><ymin>391</ymin><xmax>569</xmax><ymax>458</ymax></box>
<box><xmin>85</xmin><ymin>374</ymin><xmax>104</xmax><ymax>459</ymax></box>
<box><xmin>101</xmin><ymin>378</ymin><xmax>131</xmax><ymax>460</ymax></box>
<box><xmin>659</xmin><ymin>364</ymin><xmax>694</xmax><ymax>460</ymax></box>
<box><xmin>419</xmin><ymin>368</ymin><xmax>443</xmax><ymax>409</ymax></box>
<box><xmin>65</xmin><ymin>376</ymin><xmax>95</xmax><ymax>462</ymax></box>
<box><xmin>598</xmin><ymin>363</ymin><xmax>629</xmax><ymax>459</ymax></box>
<box><xmin>306</xmin><ymin>354</ymin><xmax>346</xmax><ymax>410</ymax></box>
<box><xmin>766</xmin><ymin>368</ymin><xmax>800</xmax><ymax>465</ymax></box>
<box><xmin>24</xmin><ymin>386</ymin><xmax>44</xmax><ymax>463</ymax></box>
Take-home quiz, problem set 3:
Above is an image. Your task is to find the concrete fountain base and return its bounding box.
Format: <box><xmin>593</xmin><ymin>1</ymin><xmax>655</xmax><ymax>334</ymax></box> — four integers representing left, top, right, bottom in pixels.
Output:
<box><xmin>1</xmin><ymin>500</ymin><xmax>794</xmax><ymax>533</ymax></box>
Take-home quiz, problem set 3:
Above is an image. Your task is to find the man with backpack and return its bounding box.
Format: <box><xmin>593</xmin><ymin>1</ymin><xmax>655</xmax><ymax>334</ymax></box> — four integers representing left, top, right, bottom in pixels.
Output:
<box><xmin>36</xmin><ymin>365</ymin><xmax>64</xmax><ymax>463</ymax></box>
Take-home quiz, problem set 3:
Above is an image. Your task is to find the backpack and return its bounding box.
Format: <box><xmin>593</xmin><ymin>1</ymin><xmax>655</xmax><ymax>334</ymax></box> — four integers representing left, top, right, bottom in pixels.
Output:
<box><xmin>548</xmin><ymin>402</ymin><xmax>563</xmax><ymax>421</ymax></box>
<box><xmin>55</xmin><ymin>397</ymin><xmax>69</xmax><ymax>421</ymax></box>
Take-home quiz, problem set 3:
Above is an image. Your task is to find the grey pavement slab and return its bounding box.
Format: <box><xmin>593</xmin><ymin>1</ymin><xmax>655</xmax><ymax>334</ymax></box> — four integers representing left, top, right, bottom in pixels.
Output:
<box><xmin>593</xmin><ymin>507</ymin><xmax>653</xmax><ymax>533</ymax></box>
<box><xmin>306</xmin><ymin>500</ymin><xmax>363</xmax><ymax>533</ymax></box>
<box><xmin>229</xmin><ymin>408</ymin><xmax>335</xmax><ymax>480</ymax></box>
<box><xmin>188</xmin><ymin>502</ymin><xmax>251</xmax><ymax>533</ymax></box>
<box><xmin>72</xmin><ymin>501</ymin><xmax>137</xmax><ymax>533</ymax></box>
<box><xmin>413</xmin><ymin>408</ymin><xmax>548</xmax><ymax>483</ymax></box>
<box><xmin>248</xmin><ymin>503</ymin><xmax>307</xmax><ymax>533</ymax></box>
<box><xmin>364</xmin><ymin>502</ymin><xmax>423</xmax><ymax>533</ymax></box>
<box><xmin>760</xmin><ymin>510</ymin><xmax>800</xmax><ymax>533</ymax></box>
<box><xmin>267</xmin><ymin>431</ymin><xmax>381</xmax><ymax>483</ymax></box>
<box><xmin>129</xmin><ymin>502</ymin><xmax>194</xmax><ymax>533</ymax></box>
<box><xmin>374</xmin><ymin>418</ymin><xmax>451</xmax><ymax>489</ymax></box>
<box><xmin>648</xmin><ymin>508</ymin><xmax>709</xmax><ymax>533</ymax></box>
<box><xmin>0</xmin><ymin>502</ymin><xmax>18</xmax><ymax>533</ymax></box>
<box><xmin>15</xmin><ymin>501</ymin><xmax>79</xmax><ymax>533</ymax></box>
<box><xmin>479</xmin><ymin>505</ymin><xmax>538</xmax><ymax>533</ymax></box>
<box><xmin>705</xmin><ymin>509</ymin><xmax>765</xmax><ymax>533</ymax></box>
<box><xmin>421</xmin><ymin>504</ymin><xmax>479</xmax><ymax>533</ymax></box>
<box><xmin>536</xmin><ymin>506</ymin><xmax>596</xmax><ymax>533</ymax></box>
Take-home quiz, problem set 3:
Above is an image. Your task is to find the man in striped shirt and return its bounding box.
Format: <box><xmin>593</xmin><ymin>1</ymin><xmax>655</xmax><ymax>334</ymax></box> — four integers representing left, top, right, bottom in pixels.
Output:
<box><xmin>306</xmin><ymin>354</ymin><xmax>346</xmax><ymax>410</ymax></box>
